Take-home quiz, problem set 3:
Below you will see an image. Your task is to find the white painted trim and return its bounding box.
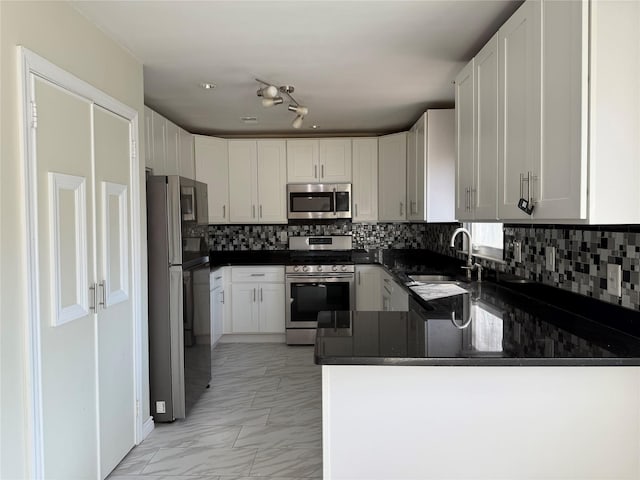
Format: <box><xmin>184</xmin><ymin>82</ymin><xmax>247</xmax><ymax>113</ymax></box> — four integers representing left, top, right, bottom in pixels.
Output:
<box><xmin>48</xmin><ymin>173</ymin><xmax>89</xmax><ymax>326</ymax></box>
<box><xmin>102</xmin><ymin>182</ymin><xmax>129</xmax><ymax>306</ymax></box>
<box><xmin>141</xmin><ymin>416</ymin><xmax>155</xmax><ymax>441</ymax></box>
<box><xmin>19</xmin><ymin>46</ymin><xmax>145</xmax><ymax>476</ymax></box>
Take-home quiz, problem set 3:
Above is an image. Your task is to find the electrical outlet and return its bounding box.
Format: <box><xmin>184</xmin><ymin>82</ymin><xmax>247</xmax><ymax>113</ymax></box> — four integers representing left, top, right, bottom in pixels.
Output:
<box><xmin>607</xmin><ymin>264</ymin><xmax>622</xmax><ymax>297</ymax></box>
<box><xmin>279</xmin><ymin>231</ymin><xmax>288</xmax><ymax>243</ymax></box>
<box><xmin>156</xmin><ymin>401</ymin><xmax>166</xmax><ymax>414</ymax></box>
<box><xmin>513</xmin><ymin>241</ymin><xmax>522</xmax><ymax>263</ymax></box>
<box><xmin>545</xmin><ymin>246</ymin><xmax>555</xmax><ymax>271</ymax></box>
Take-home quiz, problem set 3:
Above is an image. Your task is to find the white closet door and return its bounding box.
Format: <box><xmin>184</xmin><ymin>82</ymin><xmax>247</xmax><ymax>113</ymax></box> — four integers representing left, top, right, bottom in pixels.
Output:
<box><xmin>34</xmin><ymin>77</ymin><xmax>99</xmax><ymax>480</ymax></box>
<box><xmin>93</xmin><ymin>105</ymin><xmax>135</xmax><ymax>478</ymax></box>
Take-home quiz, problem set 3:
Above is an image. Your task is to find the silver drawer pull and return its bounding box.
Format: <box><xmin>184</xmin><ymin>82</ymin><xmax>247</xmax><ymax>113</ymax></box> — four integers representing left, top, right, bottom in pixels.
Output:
<box><xmin>250</xmin><ymin>273</ymin><xmax>266</xmax><ymax>277</ymax></box>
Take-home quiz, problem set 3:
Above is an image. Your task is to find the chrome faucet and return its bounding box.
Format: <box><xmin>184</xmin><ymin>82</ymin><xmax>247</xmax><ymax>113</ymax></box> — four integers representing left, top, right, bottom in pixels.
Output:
<box><xmin>450</xmin><ymin>227</ymin><xmax>482</xmax><ymax>282</ymax></box>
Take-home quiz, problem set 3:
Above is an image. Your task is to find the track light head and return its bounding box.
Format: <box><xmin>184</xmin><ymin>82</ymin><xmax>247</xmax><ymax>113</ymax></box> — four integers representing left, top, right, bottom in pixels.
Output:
<box><xmin>256</xmin><ymin>84</ymin><xmax>279</xmax><ymax>99</ymax></box>
<box><xmin>288</xmin><ymin>104</ymin><xmax>309</xmax><ymax>116</ymax></box>
<box><xmin>292</xmin><ymin>115</ymin><xmax>304</xmax><ymax>129</ymax></box>
<box><xmin>262</xmin><ymin>97</ymin><xmax>284</xmax><ymax>107</ymax></box>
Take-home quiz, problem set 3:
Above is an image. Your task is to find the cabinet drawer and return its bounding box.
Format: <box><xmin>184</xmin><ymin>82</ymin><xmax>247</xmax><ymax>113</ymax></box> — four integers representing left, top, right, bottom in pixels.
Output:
<box><xmin>211</xmin><ymin>266</ymin><xmax>228</xmax><ymax>290</ymax></box>
<box><xmin>231</xmin><ymin>266</ymin><xmax>284</xmax><ymax>283</ymax></box>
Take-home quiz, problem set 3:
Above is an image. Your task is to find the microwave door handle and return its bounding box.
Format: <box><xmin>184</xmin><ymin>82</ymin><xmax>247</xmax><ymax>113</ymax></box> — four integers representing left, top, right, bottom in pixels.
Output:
<box><xmin>333</xmin><ymin>188</ymin><xmax>337</xmax><ymax>216</ymax></box>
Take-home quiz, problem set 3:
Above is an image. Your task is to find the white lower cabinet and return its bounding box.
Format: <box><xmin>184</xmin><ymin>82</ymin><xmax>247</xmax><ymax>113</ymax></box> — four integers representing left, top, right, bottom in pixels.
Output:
<box><xmin>229</xmin><ymin>266</ymin><xmax>285</xmax><ymax>334</ymax></box>
<box><xmin>381</xmin><ymin>270</ymin><xmax>408</xmax><ymax>312</ymax></box>
<box><xmin>210</xmin><ymin>267</ymin><xmax>230</xmax><ymax>343</ymax></box>
<box><xmin>355</xmin><ymin>265</ymin><xmax>383</xmax><ymax>311</ymax></box>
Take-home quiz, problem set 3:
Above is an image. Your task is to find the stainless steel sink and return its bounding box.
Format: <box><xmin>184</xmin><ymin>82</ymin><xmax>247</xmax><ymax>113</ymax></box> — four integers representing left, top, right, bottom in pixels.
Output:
<box><xmin>409</xmin><ymin>274</ymin><xmax>457</xmax><ymax>283</ymax></box>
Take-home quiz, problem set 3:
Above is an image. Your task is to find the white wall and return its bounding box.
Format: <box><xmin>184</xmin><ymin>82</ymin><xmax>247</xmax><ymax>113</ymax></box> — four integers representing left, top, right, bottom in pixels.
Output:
<box><xmin>0</xmin><ymin>2</ymin><xmax>147</xmax><ymax>478</ymax></box>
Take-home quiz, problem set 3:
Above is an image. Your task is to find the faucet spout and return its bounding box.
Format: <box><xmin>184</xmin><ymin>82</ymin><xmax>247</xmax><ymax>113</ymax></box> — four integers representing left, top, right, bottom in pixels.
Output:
<box><xmin>450</xmin><ymin>227</ymin><xmax>480</xmax><ymax>281</ymax></box>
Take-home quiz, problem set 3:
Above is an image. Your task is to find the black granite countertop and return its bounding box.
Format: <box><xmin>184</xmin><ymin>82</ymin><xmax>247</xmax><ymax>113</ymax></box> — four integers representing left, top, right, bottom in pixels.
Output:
<box><xmin>208</xmin><ymin>247</ymin><xmax>640</xmax><ymax>366</ymax></box>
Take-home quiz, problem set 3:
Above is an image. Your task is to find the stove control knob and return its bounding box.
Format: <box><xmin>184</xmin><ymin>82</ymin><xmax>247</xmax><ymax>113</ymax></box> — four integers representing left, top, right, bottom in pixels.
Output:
<box><xmin>293</xmin><ymin>265</ymin><xmax>300</xmax><ymax>272</ymax></box>
<box><xmin>332</xmin><ymin>265</ymin><xmax>338</xmax><ymax>272</ymax></box>
<box><xmin>317</xmin><ymin>265</ymin><xmax>323</xmax><ymax>272</ymax></box>
<box><xmin>341</xmin><ymin>265</ymin><xmax>348</xmax><ymax>272</ymax></box>
<box><xmin>302</xmin><ymin>265</ymin><xmax>310</xmax><ymax>272</ymax></box>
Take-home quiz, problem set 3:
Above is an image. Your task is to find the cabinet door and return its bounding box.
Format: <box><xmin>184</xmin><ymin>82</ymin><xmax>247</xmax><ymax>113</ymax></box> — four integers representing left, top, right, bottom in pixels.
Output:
<box><xmin>536</xmin><ymin>0</ymin><xmax>587</xmax><ymax>220</ymax></box>
<box><xmin>352</xmin><ymin>138</ymin><xmax>378</xmax><ymax>222</ymax></box>
<box><xmin>178</xmin><ymin>128</ymin><xmax>195</xmax><ymax>180</ymax></box>
<box><xmin>498</xmin><ymin>0</ymin><xmax>541</xmax><ymax>219</ymax></box>
<box><xmin>228</xmin><ymin>140</ymin><xmax>258</xmax><ymax>223</ymax></box>
<box><xmin>165</xmin><ymin>119</ymin><xmax>180</xmax><ymax>176</ymax></box>
<box><xmin>412</xmin><ymin>114</ymin><xmax>429</xmax><ymax>221</ymax></box>
<box><xmin>425</xmin><ymin>110</ymin><xmax>455</xmax><ymax>222</ymax></box>
<box><xmin>195</xmin><ymin>135</ymin><xmax>229</xmax><ymax>224</ymax></box>
<box><xmin>257</xmin><ymin>140</ymin><xmax>287</xmax><ymax>223</ymax></box>
<box><xmin>259</xmin><ymin>283</ymin><xmax>286</xmax><ymax>333</ymax></box>
<box><xmin>455</xmin><ymin>60</ymin><xmax>475</xmax><ymax>221</ymax></box>
<box><xmin>231</xmin><ymin>283</ymin><xmax>259</xmax><ymax>333</ymax></box>
<box><xmin>287</xmin><ymin>139</ymin><xmax>319</xmax><ymax>183</ymax></box>
<box><xmin>319</xmin><ymin>138</ymin><xmax>352</xmax><ymax>182</ymax></box>
<box><xmin>474</xmin><ymin>34</ymin><xmax>499</xmax><ymax>221</ymax></box>
<box><xmin>144</xmin><ymin>106</ymin><xmax>154</xmax><ymax>169</ymax></box>
<box><xmin>151</xmin><ymin>110</ymin><xmax>167</xmax><ymax>175</ymax></box>
<box><xmin>378</xmin><ymin>132</ymin><xmax>407</xmax><ymax>222</ymax></box>
<box><xmin>355</xmin><ymin>265</ymin><xmax>382</xmax><ymax>311</ymax></box>
<box><xmin>406</xmin><ymin>123</ymin><xmax>418</xmax><ymax>220</ymax></box>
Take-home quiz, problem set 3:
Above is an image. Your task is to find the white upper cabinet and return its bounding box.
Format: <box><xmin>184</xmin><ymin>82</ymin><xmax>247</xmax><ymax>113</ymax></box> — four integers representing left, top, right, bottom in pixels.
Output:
<box><xmin>352</xmin><ymin>138</ymin><xmax>378</xmax><ymax>223</ymax></box>
<box><xmin>405</xmin><ymin>110</ymin><xmax>455</xmax><ymax>223</ymax></box>
<box><xmin>319</xmin><ymin>138</ymin><xmax>352</xmax><ymax>182</ymax></box>
<box><xmin>378</xmin><ymin>132</ymin><xmax>407</xmax><ymax>222</ymax></box>
<box><xmin>178</xmin><ymin>128</ymin><xmax>195</xmax><ymax>179</ymax></box>
<box><xmin>286</xmin><ymin>138</ymin><xmax>352</xmax><ymax>183</ymax></box>
<box><xmin>164</xmin><ymin>120</ymin><xmax>180</xmax><ymax>176</ymax></box>
<box><xmin>497</xmin><ymin>0</ymin><xmax>542</xmax><ymax>220</ymax></box>
<box><xmin>194</xmin><ymin>135</ymin><xmax>229</xmax><ymax>224</ymax></box>
<box><xmin>493</xmin><ymin>0</ymin><xmax>640</xmax><ymax>223</ymax></box>
<box><xmin>256</xmin><ymin>140</ymin><xmax>287</xmax><ymax>223</ymax></box>
<box><xmin>455</xmin><ymin>59</ymin><xmax>476</xmax><ymax>221</ymax></box>
<box><xmin>146</xmin><ymin>106</ymin><xmax>194</xmax><ymax>178</ymax></box>
<box><xmin>455</xmin><ymin>34</ymin><xmax>499</xmax><ymax>222</ymax></box>
<box><xmin>229</xmin><ymin>140</ymin><xmax>287</xmax><ymax>224</ymax></box>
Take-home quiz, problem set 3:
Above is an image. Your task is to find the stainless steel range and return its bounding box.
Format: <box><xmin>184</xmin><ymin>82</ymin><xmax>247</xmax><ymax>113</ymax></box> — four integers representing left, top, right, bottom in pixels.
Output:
<box><xmin>285</xmin><ymin>236</ymin><xmax>355</xmax><ymax>345</ymax></box>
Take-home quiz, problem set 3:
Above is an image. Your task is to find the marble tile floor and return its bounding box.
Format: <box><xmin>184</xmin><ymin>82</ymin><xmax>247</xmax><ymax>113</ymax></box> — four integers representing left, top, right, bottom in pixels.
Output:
<box><xmin>108</xmin><ymin>343</ymin><xmax>322</xmax><ymax>480</ymax></box>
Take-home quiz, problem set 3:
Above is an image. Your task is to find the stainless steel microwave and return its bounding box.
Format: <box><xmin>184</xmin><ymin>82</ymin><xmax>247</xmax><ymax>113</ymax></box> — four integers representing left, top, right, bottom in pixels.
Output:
<box><xmin>287</xmin><ymin>183</ymin><xmax>352</xmax><ymax>220</ymax></box>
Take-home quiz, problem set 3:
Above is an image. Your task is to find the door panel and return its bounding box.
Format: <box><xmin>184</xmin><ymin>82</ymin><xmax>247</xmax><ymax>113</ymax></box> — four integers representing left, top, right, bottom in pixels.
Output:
<box><xmin>257</xmin><ymin>140</ymin><xmax>287</xmax><ymax>223</ymax></box>
<box><xmin>35</xmin><ymin>76</ymin><xmax>99</xmax><ymax>480</ymax></box>
<box><xmin>93</xmin><ymin>105</ymin><xmax>135</xmax><ymax>477</ymax></box>
<box><xmin>228</xmin><ymin>140</ymin><xmax>258</xmax><ymax>223</ymax></box>
<box><xmin>455</xmin><ymin>60</ymin><xmax>475</xmax><ymax>220</ymax></box>
<box><xmin>259</xmin><ymin>283</ymin><xmax>286</xmax><ymax>333</ymax></box>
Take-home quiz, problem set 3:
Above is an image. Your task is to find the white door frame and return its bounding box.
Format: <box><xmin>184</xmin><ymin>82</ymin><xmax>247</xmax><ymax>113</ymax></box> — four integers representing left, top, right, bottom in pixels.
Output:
<box><xmin>18</xmin><ymin>46</ymin><xmax>146</xmax><ymax>479</ymax></box>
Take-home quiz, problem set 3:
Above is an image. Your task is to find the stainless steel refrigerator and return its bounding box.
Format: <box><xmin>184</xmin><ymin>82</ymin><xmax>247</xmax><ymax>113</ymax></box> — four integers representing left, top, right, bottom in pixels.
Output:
<box><xmin>147</xmin><ymin>175</ymin><xmax>211</xmax><ymax>422</ymax></box>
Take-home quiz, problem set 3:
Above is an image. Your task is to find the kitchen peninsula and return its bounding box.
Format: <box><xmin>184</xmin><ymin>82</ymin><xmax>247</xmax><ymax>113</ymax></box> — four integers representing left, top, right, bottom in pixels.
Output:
<box><xmin>316</xmin><ymin>274</ymin><xmax>640</xmax><ymax>480</ymax></box>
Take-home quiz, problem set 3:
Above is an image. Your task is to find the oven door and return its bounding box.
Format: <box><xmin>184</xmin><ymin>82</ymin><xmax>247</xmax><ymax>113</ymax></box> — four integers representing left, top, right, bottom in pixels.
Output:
<box><xmin>285</xmin><ymin>274</ymin><xmax>354</xmax><ymax>329</ymax></box>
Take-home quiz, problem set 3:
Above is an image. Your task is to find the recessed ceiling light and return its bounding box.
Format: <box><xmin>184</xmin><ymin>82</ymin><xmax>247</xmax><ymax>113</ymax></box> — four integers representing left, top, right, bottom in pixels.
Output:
<box><xmin>311</xmin><ymin>125</ymin><xmax>319</xmax><ymax>129</ymax></box>
<box><xmin>200</xmin><ymin>82</ymin><xmax>216</xmax><ymax>90</ymax></box>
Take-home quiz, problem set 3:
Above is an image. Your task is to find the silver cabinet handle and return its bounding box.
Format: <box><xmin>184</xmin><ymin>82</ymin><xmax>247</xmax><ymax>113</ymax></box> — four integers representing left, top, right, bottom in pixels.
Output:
<box><xmin>314</xmin><ymin>165</ymin><xmax>318</xmax><ymax>179</ymax></box>
<box><xmin>221</xmin><ymin>291</ymin><xmax>225</xmax><ymax>304</ymax></box>
<box><xmin>215</xmin><ymin>275</ymin><xmax>222</xmax><ymax>280</ymax></box>
<box><xmin>519</xmin><ymin>173</ymin><xmax>524</xmax><ymax>199</ymax></box>
<box><xmin>223</xmin><ymin>205</ymin><xmax>226</xmax><ymax>219</ymax></box>
<box><xmin>321</xmin><ymin>164</ymin><xmax>324</xmax><ymax>179</ymax></box>
<box><xmin>260</xmin><ymin>205</ymin><xmax>263</xmax><ymax>218</ymax></box>
<box><xmin>89</xmin><ymin>283</ymin><xmax>97</xmax><ymax>312</ymax></box>
<box><xmin>400</xmin><ymin>202</ymin><xmax>404</xmax><ymax>216</ymax></box>
<box><xmin>99</xmin><ymin>281</ymin><xmax>106</xmax><ymax>307</ymax></box>
<box><xmin>250</xmin><ymin>273</ymin><xmax>266</xmax><ymax>277</ymax></box>
<box><xmin>355</xmin><ymin>203</ymin><xmax>358</xmax><ymax>217</ymax></box>
<box><xmin>252</xmin><ymin>205</ymin><xmax>256</xmax><ymax>218</ymax></box>
<box><xmin>253</xmin><ymin>288</ymin><xmax>256</xmax><ymax>302</ymax></box>
<box><xmin>260</xmin><ymin>288</ymin><xmax>263</xmax><ymax>302</ymax></box>
<box><xmin>470</xmin><ymin>188</ymin><xmax>476</xmax><ymax>210</ymax></box>
<box><xmin>465</xmin><ymin>187</ymin><xmax>470</xmax><ymax>211</ymax></box>
<box><xmin>358</xmin><ymin>271</ymin><xmax>361</xmax><ymax>285</ymax></box>
<box><xmin>530</xmin><ymin>172</ymin><xmax>538</xmax><ymax>203</ymax></box>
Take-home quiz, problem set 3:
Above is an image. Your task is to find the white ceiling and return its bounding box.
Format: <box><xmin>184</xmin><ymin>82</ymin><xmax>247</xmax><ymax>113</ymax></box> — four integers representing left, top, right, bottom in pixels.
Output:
<box><xmin>72</xmin><ymin>0</ymin><xmax>521</xmax><ymax>136</ymax></box>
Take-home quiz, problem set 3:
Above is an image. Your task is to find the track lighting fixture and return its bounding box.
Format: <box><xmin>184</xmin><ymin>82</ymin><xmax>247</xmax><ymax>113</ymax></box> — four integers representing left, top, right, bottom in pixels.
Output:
<box><xmin>255</xmin><ymin>78</ymin><xmax>310</xmax><ymax>128</ymax></box>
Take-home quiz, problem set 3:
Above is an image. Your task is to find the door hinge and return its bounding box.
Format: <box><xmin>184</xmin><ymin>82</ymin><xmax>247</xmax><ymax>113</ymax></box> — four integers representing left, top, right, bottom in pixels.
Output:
<box><xmin>30</xmin><ymin>101</ymin><xmax>38</xmax><ymax>129</ymax></box>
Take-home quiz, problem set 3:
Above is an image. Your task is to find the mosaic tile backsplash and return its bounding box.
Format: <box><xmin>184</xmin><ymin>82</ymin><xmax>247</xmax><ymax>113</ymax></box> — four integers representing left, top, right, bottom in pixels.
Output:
<box><xmin>202</xmin><ymin>221</ymin><xmax>640</xmax><ymax>311</ymax></box>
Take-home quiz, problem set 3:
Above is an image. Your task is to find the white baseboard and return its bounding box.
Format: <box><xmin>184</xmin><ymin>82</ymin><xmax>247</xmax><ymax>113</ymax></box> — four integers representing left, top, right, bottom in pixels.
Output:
<box><xmin>218</xmin><ymin>333</ymin><xmax>285</xmax><ymax>343</ymax></box>
<box><xmin>141</xmin><ymin>416</ymin><xmax>154</xmax><ymax>442</ymax></box>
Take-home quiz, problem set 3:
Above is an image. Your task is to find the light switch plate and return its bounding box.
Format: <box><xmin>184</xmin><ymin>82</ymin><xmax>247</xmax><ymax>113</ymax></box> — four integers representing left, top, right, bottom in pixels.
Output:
<box><xmin>607</xmin><ymin>264</ymin><xmax>622</xmax><ymax>297</ymax></box>
<box><xmin>545</xmin><ymin>246</ymin><xmax>555</xmax><ymax>271</ymax></box>
<box><xmin>156</xmin><ymin>401</ymin><xmax>166</xmax><ymax>414</ymax></box>
<box><xmin>513</xmin><ymin>241</ymin><xmax>522</xmax><ymax>263</ymax></box>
